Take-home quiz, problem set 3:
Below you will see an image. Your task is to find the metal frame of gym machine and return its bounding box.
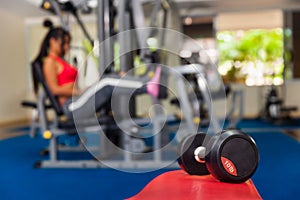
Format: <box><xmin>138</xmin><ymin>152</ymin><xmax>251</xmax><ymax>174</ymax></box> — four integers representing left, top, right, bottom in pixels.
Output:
<box><xmin>34</xmin><ymin>0</ymin><xmax>190</xmax><ymax>169</ymax></box>
<box><xmin>97</xmin><ymin>0</ymin><xmax>245</xmax><ymax>169</ymax></box>
<box><xmin>95</xmin><ymin>0</ymin><xmax>190</xmax><ymax>169</ymax></box>
<box><xmin>33</xmin><ymin>0</ymin><xmax>243</xmax><ymax>169</ymax></box>
<box><xmin>33</xmin><ymin>0</ymin><xmax>113</xmax><ymax>168</ymax></box>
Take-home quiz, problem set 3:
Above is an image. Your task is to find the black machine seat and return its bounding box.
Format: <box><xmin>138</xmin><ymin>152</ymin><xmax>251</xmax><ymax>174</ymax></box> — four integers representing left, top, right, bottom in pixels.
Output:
<box><xmin>33</xmin><ymin>61</ymin><xmax>65</xmax><ymax>116</ymax></box>
<box><xmin>21</xmin><ymin>100</ymin><xmax>38</xmax><ymax>108</ymax></box>
<box><xmin>21</xmin><ymin>100</ymin><xmax>52</xmax><ymax>109</ymax></box>
<box><xmin>57</xmin><ymin>115</ymin><xmax>116</xmax><ymax>130</ymax></box>
<box><xmin>281</xmin><ymin>106</ymin><xmax>298</xmax><ymax>112</ymax></box>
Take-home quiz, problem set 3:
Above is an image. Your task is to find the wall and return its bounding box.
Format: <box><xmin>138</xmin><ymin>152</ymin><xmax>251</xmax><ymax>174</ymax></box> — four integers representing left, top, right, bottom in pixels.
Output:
<box><xmin>216</xmin><ymin>10</ymin><xmax>283</xmax><ymax>31</ymax></box>
<box><xmin>1</xmin><ymin>9</ymin><xmax>300</xmax><ymax>125</ymax></box>
<box><xmin>0</xmin><ymin>9</ymin><xmax>29</xmax><ymax>124</ymax></box>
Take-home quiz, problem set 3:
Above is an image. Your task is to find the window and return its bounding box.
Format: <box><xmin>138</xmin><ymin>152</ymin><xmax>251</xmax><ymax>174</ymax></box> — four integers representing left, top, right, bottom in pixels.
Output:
<box><xmin>217</xmin><ymin>29</ymin><xmax>284</xmax><ymax>86</ymax></box>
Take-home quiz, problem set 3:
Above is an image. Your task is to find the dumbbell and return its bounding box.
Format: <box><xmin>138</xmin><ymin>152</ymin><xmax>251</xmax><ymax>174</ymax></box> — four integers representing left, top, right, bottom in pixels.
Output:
<box><xmin>177</xmin><ymin>129</ymin><xmax>259</xmax><ymax>183</ymax></box>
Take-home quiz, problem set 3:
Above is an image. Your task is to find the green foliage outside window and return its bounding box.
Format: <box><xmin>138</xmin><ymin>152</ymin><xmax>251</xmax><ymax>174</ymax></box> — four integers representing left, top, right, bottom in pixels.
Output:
<box><xmin>217</xmin><ymin>29</ymin><xmax>284</xmax><ymax>86</ymax></box>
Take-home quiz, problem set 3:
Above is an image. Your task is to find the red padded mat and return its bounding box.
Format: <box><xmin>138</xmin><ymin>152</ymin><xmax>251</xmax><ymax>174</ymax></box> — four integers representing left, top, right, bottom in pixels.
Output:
<box><xmin>127</xmin><ymin>170</ymin><xmax>262</xmax><ymax>200</ymax></box>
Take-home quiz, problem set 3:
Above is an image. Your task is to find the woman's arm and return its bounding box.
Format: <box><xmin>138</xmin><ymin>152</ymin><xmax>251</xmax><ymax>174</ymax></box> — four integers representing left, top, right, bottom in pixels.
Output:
<box><xmin>43</xmin><ymin>57</ymin><xmax>81</xmax><ymax>97</ymax></box>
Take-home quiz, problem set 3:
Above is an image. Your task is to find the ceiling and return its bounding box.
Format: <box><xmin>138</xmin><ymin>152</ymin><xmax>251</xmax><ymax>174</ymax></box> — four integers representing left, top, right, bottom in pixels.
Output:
<box><xmin>1</xmin><ymin>0</ymin><xmax>300</xmax><ymax>18</ymax></box>
<box><xmin>176</xmin><ymin>0</ymin><xmax>300</xmax><ymax>16</ymax></box>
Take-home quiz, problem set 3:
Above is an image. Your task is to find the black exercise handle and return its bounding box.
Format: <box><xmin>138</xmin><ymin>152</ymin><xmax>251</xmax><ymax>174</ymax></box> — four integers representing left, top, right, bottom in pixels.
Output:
<box><xmin>72</xmin><ymin>10</ymin><xmax>94</xmax><ymax>46</ymax></box>
<box><xmin>61</xmin><ymin>1</ymin><xmax>94</xmax><ymax>46</ymax></box>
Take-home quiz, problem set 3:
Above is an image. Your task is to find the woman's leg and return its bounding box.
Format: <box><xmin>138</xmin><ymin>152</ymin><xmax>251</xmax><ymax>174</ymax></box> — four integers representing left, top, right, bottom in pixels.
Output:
<box><xmin>62</xmin><ymin>85</ymin><xmax>114</xmax><ymax>119</ymax></box>
<box><xmin>63</xmin><ymin>67</ymin><xmax>161</xmax><ymax>119</ymax></box>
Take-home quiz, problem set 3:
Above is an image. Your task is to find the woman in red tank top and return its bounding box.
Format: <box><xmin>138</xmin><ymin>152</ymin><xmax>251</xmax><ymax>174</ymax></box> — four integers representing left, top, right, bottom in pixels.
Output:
<box><xmin>41</xmin><ymin>29</ymin><xmax>81</xmax><ymax>106</ymax></box>
<box><xmin>49</xmin><ymin>54</ymin><xmax>78</xmax><ymax>86</ymax></box>
<box><xmin>32</xmin><ymin>21</ymin><xmax>161</xmax><ymax>119</ymax></box>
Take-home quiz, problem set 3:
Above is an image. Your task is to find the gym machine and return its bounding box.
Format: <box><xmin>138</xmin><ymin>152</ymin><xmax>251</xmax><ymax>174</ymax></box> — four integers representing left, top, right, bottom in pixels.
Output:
<box><xmin>25</xmin><ymin>0</ymin><xmax>191</xmax><ymax>170</ymax></box>
<box><xmin>24</xmin><ymin>0</ymin><xmax>251</xmax><ymax>172</ymax></box>
<box><xmin>260</xmin><ymin>85</ymin><xmax>298</xmax><ymax>125</ymax></box>
<box><xmin>90</xmin><ymin>0</ymin><xmax>194</xmax><ymax>170</ymax></box>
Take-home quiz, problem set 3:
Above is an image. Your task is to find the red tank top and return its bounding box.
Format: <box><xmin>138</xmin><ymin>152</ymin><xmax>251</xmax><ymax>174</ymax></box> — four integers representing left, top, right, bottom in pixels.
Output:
<box><xmin>49</xmin><ymin>55</ymin><xmax>78</xmax><ymax>85</ymax></box>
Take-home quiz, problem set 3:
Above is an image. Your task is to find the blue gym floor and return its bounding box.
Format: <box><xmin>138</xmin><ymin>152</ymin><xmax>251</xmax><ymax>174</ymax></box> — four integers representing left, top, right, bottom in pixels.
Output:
<box><xmin>0</xmin><ymin>119</ymin><xmax>299</xmax><ymax>200</ymax></box>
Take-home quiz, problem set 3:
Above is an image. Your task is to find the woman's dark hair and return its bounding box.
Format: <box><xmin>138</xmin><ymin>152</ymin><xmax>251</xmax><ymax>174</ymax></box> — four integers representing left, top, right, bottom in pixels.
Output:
<box><xmin>31</xmin><ymin>19</ymin><xmax>70</xmax><ymax>94</ymax></box>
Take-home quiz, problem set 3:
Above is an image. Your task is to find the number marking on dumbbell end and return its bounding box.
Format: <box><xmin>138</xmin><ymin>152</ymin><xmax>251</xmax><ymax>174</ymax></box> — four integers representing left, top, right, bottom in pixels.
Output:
<box><xmin>221</xmin><ymin>157</ymin><xmax>237</xmax><ymax>176</ymax></box>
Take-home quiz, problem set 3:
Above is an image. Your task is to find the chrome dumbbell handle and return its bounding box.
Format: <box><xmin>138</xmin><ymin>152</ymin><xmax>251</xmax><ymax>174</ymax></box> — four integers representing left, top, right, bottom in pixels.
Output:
<box><xmin>194</xmin><ymin>146</ymin><xmax>206</xmax><ymax>163</ymax></box>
